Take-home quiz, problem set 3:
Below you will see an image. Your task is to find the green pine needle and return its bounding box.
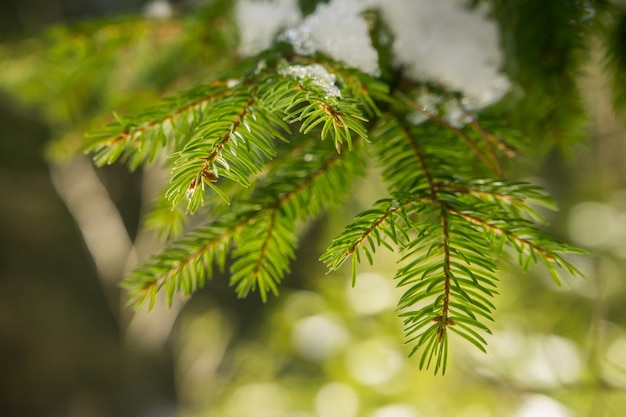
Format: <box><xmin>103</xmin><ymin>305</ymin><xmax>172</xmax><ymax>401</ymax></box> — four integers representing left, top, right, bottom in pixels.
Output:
<box><xmin>87</xmin><ymin>42</ymin><xmax>585</xmax><ymax>375</ymax></box>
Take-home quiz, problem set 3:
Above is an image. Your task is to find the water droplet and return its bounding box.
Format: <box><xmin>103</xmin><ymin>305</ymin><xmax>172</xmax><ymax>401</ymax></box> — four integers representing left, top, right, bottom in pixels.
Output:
<box><xmin>226</xmin><ymin>79</ymin><xmax>241</xmax><ymax>88</ymax></box>
<box><xmin>279</xmin><ymin>63</ymin><xmax>342</xmax><ymax>98</ymax></box>
<box><xmin>185</xmin><ymin>185</ymin><xmax>195</xmax><ymax>201</ymax></box>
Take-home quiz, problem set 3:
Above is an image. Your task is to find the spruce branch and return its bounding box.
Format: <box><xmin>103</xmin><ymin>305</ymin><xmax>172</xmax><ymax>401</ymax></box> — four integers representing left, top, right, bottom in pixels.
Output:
<box><xmin>87</xmin><ymin>81</ymin><xmax>234</xmax><ymax>169</ymax></box>
<box><xmin>395</xmin><ymin>92</ymin><xmax>502</xmax><ymax>176</ymax></box>
<box><xmin>82</xmin><ymin>34</ymin><xmax>585</xmax><ymax>374</ymax></box>
<box><xmin>439</xmin><ymin>92</ymin><xmax>518</xmax><ymax>161</ymax></box>
<box><xmin>321</xmin><ymin>197</ymin><xmax>416</xmax><ymax>284</ymax></box>
<box><xmin>89</xmin><ymin>57</ymin><xmax>374</xmax><ymax>214</ymax></box>
<box><xmin>301</xmin><ymin>57</ymin><xmax>391</xmax><ymax>117</ymax></box>
<box><xmin>395</xmin><ymin>205</ymin><xmax>498</xmax><ymax>375</ymax></box>
<box><xmin>123</xmin><ymin>210</ymin><xmax>249</xmax><ymax>309</ymax></box>
<box><xmin>144</xmin><ymin>190</ymin><xmax>187</xmax><ymax>242</ymax></box>
<box><xmin>433</xmin><ymin>179</ymin><xmax>558</xmax><ymax>223</ymax></box>
<box><xmin>167</xmin><ymin>82</ymin><xmax>291</xmax><ymax>211</ymax></box>
<box><xmin>2</xmin><ymin>0</ymin><xmax>601</xmax><ymax>380</ymax></box>
<box><xmin>124</xmin><ymin>133</ymin><xmax>368</xmax><ymax>307</ymax></box>
<box><xmin>448</xmin><ymin>208</ymin><xmax>584</xmax><ymax>284</ymax></box>
<box><xmin>323</xmin><ymin>109</ymin><xmax>581</xmax><ymax>373</ymax></box>
<box><xmin>230</xmin><ymin>210</ymin><xmax>296</xmax><ymax>301</ymax></box>
<box><xmin>262</xmin><ymin>76</ymin><xmax>370</xmax><ymax>152</ymax></box>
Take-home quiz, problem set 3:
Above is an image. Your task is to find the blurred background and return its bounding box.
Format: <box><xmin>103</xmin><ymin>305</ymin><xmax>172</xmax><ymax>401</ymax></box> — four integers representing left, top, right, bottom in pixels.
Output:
<box><xmin>1</xmin><ymin>1</ymin><xmax>626</xmax><ymax>416</ymax></box>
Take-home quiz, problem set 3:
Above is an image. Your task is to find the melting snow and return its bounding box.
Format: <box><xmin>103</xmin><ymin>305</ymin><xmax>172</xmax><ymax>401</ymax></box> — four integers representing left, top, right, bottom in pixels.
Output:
<box><xmin>377</xmin><ymin>0</ymin><xmax>511</xmax><ymax>107</ymax></box>
<box><xmin>407</xmin><ymin>88</ymin><xmax>475</xmax><ymax>127</ymax></box>
<box><xmin>236</xmin><ymin>0</ymin><xmax>511</xmax><ymax>107</ymax></box>
<box><xmin>236</xmin><ymin>0</ymin><xmax>301</xmax><ymax>56</ymax></box>
<box><xmin>281</xmin><ymin>0</ymin><xmax>381</xmax><ymax>76</ymax></box>
<box><xmin>279</xmin><ymin>63</ymin><xmax>342</xmax><ymax>98</ymax></box>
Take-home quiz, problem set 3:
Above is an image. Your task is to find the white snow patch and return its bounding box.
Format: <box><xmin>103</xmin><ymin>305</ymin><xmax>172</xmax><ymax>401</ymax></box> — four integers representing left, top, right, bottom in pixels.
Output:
<box><xmin>443</xmin><ymin>99</ymin><xmax>475</xmax><ymax>127</ymax></box>
<box><xmin>281</xmin><ymin>0</ymin><xmax>381</xmax><ymax>76</ymax></box>
<box><xmin>407</xmin><ymin>88</ymin><xmax>475</xmax><ymax>127</ymax></box>
<box><xmin>376</xmin><ymin>0</ymin><xmax>510</xmax><ymax>107</ymax></box>
<box><xmin>236</xmin><ymin>0</ymin><xmax>511</xmax><ymax>106</ymax></box>
<box><xmin>236</xmin><ymin>0</ymin><xmax>302</xmax><ymax>56</ymax></box>
<box><xmin>279</xmin><ymin>63</ymin><xmax>342</xmax><ymax>98</ymax></box>
<box><xmin>407</xmin><ymin>88</ymin><xmax>442</xmax><ymax>125</ymax></box>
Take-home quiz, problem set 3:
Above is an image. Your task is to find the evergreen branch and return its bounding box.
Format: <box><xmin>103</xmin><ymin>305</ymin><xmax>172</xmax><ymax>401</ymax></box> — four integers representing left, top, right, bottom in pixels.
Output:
<box><xmin>87</xmin><ymin>81</ymin><xmax>234</xmax><ymax>170</ymax></box>
<box><xmin>356</xmin><ymin>111</ymin><xmax>577</xmax><ymax>373</ymax></box>
<box><xmin>371</xmin><ymin>111</ymin><xmax>576</xmax><ymax>370</ymax></box>
<box><xmin>164</xmin><ymin>62</ymin><xmax>374</xmax><ymax>210</ymax></box>
<box><xmin>144</xmin><ymin>190</ymin><xmax>187</xmax><ymax>242</ymax></box>
<box><xmin>463</xmin><ymin>108</ymin><xmax>517</xmax><ymax>159</ymax></box>
<box><xmin>125</xmin><ymin>134</ymin><xmax>367</xmax><ymax>308</ymax></box>
<box><xmin>89</xmin><ymin>58</ymin><xmax>374</xmax><ymax>215</ymax></box>
<box><xmin>282</xmin><ymin>54</ymin><xmax>390</xmax><ymax>116</ymax></box>
<box><xmin>230</xmin><ymin>210</ymin><xmax>296</xmax><ymax>301</ymax></box>
<box><xmin>395</xmin><ymin>92</ymin><xmax>501</xmax><ymax>175</ymax></box>
<box><xmin>372</xmin><ymin>114</ymin><xmax>468</xmax><ymax>195</ymax></box>
<box><xmin>321</xmin><ymin>197</ymin><xmax>416</xmax><ymax>284</ymax></box>
<box><xmin>167</xmin><ymin>84</ymin><xmax>289</xmax><ymax>211</ymax></box>
<box><xmin>263</xmin><ymin>138</ymin><xmax>368</xmax><ymax>220</ymax></box>
<box><xmin>351</xmin><ymin>114</ymin><xmax>554</xmax><ymax>374</ymax></box>
<box><xmin>263</xmin><ymin>76</ymin><xmax>369</xmax><ymax>152</ymax></box>
<box><xmin>434</xmin><ymin>179</ymin><xmax>557</xmax><ymax>223</ymax></box>
<box><xmin>395</xmin><ymin>205</ymin><xmax>499</xmax><ymax>375</ymax></box>
<box><xmin>123</xmin><ymin>212</ymin><xmax>251</xmax><ymax>309</ymax></box>
<box><xmin>301</xmin><ymin>57</ymin><xmax>391</xmax><ymax>117</ymax></box>
<box><xmin>396</xmin><ymin>205</ymin><xmax>496</xmax><ymax>373</ymax></box>
<box><xmin>448</xmin><ymin>208</ymin><xmax>583</xmax><ymax>284</ymax></box>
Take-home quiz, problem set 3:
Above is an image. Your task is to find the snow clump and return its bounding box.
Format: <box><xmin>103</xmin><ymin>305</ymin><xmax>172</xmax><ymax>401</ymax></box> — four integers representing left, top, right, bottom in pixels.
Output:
<box><xmin>377</xmin><ymin>0</ymin><xmax>511</xmax><ymax>107</ymax></box>
<box><xmin>236</xmin><ymin>0</ymin><xmax>511</xmax><ymax>107</ymax></box>
<box><xmin>281</xmin><ymin>0</ymin><xmax>381</xmax><ymax>76</ymax></box>
<box><xmin>279</xmin><ymin>63</ymin><xmax>342</xmax><ymax>98</ymax></box>
<box><xmin>236</xmin><ymin>0</ymin><xmax>301</xmax><ymax>56</ymax></box>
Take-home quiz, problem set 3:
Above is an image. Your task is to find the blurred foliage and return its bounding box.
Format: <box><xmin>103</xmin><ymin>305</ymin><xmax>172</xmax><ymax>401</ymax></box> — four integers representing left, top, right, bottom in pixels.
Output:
<box><xmin>604</xmin><ymin>8</ymin><xmax>626</xmax><ymax>115</ymax></box>
<box><xmin>0</xmin><ymin>0</ymin><xmax>238</xmax><ymax>161</ymax></box>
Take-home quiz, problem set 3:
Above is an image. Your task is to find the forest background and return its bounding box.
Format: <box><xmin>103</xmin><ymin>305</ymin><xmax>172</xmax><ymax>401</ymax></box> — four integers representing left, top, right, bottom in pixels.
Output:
<box><xmin>1</xmin><ymin>1</ymin><xmax>626</xmax><ymax>417</ymax></box>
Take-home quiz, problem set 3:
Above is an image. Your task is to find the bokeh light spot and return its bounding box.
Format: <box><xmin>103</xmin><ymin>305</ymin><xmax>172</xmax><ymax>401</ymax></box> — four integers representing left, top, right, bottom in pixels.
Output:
<box><xmin>346</xmin><ymin>272</ymin><xmax>395</xmax><ymax>315</ymax></box>
<box><xmin>345</xmin><ymin>339</ymin><xmax>404</xmax><ymax>386</ymax></box>
<box><xmin>315</xmin><ymin>383</ymin><xmax>359</xmax><ymax>417</ymax></box>
<box><xmin>292</xmin><ymin>315</ymin><xmax>348</xmax><ymax>360</ymax></box>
